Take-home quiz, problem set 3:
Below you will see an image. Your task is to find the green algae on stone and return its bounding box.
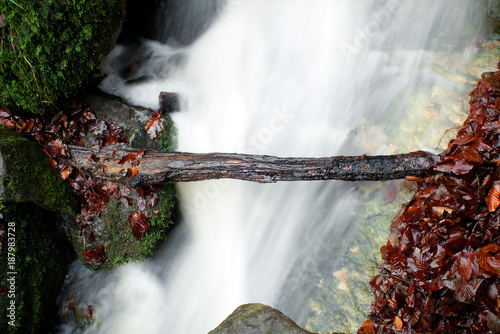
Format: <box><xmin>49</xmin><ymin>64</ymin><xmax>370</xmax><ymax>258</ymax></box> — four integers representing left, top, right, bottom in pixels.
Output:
<box><xmin>0</xmin><ymin>202</ymin><xmax>72</xmax><ymax>333</ymax></box>
<box><xmin>0</xmin><ymin>126</ymin><xmax>76</xmax><ymax>214</ymax></box>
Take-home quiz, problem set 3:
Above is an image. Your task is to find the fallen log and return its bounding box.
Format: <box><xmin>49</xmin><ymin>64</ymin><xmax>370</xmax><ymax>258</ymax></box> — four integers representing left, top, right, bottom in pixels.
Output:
<box><xmin>65</xmin><ymin>144</ymin><xmax>442</xmax><ymax>186</ymax></box>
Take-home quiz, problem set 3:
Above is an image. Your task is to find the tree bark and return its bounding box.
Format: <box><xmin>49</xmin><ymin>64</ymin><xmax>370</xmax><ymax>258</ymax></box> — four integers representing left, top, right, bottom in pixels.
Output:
<box><xmin>65</xmin><ymin>144</ymin><xmax>443</xmax><ymax>186</ymax></box>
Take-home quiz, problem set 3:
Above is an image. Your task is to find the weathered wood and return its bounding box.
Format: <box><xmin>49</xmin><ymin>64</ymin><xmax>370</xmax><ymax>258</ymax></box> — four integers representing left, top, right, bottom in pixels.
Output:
<box><xmin>65</xmin><ymin>144</ymin><xmax>443</xmax><ymax>186</ymax></box>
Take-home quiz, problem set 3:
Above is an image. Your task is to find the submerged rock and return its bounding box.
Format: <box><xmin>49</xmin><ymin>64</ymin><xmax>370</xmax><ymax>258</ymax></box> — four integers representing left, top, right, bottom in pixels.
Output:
<box><xmin>209</xmin><ymin>303</ymin><xmax>325</xmax><ymax>334</ymax></box>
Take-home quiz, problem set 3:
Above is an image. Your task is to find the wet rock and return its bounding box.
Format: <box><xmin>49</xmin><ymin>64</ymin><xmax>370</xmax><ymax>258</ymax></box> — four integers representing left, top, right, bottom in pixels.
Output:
<box><xmin>80</xmin><ymin>92</ymin><xmax>162</xmax><ymax>150</ymax></box>
<box><xmin>0</xmin><ymin>127</ymin><xmax>75</xmax><ymax>214</ymax></box>
<box><xmin>208</xmin><ymin>303</ymin><xmax>322</xmax><ymax>334</ymax></box>
<box><xmin>487</xmin><ymin>0</ymin><xmax>500</xmax><ymax>22</ymax></box>
<box><xmin>64</xmin><ymin>184</ymin><xmax>177</xmax><ymax>270</ymax></box>
<box><xmin>65</xmin><ymin>93</ymin><xmax>178</xmax><ymax>270</ymax></box>
<box><xmin>159</xmin><ymin>91</ymin><xmax>180</xmax><ymax>113</ymax></box>
<box><xmin>0</xmin><ymin>202</ymin><xmax>73</xmax><ymax>333</ymax></box>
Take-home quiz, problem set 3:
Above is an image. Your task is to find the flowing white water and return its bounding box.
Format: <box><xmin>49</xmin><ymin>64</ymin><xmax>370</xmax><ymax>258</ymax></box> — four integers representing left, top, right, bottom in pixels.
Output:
<box><xmin>58</xmin><ymin>1</ymin><xmax>485</xmax><ymax>333</ymax></box>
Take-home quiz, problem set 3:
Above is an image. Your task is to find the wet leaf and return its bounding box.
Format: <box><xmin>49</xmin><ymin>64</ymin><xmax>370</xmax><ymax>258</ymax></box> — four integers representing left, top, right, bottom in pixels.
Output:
<box><xmin>393</xmin><ymin>316</ymin><xmax>403</xmax><ymax>331</ymax></box>
<box><xmin>433</xmin><ymin>158</ymin><xmax>474</xmax><ymax>175</ymax></box>
<box><xmin>129</xmin><ymin>211</ymin><xmax>151</xmax><ymax>240</ymax></box>
<box><xmin>126</xmin><ymin>168</ymin><xmax>139</xmax><ymax>179</ymax></box>
<box><xmin>0</xmin><ymin>108</ymin><xmax>11</xmax><ymax>118</ymax></box>
<box><xmin>487</xmin><ymin>181</ymin><xmax>500</xmax><ymax>212</ymax></box>
<box><xmin>456</xmin><ymin>247</ymin><xmax>479</xmax><ymax>281</ymax></box>
<box><xmin>384</xmin><ymin>186</ymin><xmax>397</xmax><ymax>204</ymax></box>
<box><xmin>145</xmin><ymin>111</ymin><xmax>163</xmax><ymax>139</ymax></box>
<box><xmin>48</xmin><ymin>158</ymin><xmax>58</xmax><ymax>169</ymax></box>
<box><xmin>454</xmin><ymin>277</ymin><xmax>484</xmax><ymax>303</ymax></box>
<box><xmin>119</xmin><ymin>149</ymin><xmax>145</xmax><ymax>165</ymax></box>
<box><xmin>83</xmin><ymin>305</ymin><xmax>93</xmax><ymax>321</ymax></box>
<box><xmin>137</xmin><ymin>196</ymin><xmax>147</xmax><ymax>212</ymax></box>
<box><xmin>148</xmin><ymin>192</ymin><xmax>159</xmax><ymax>208</ymax></box>
<box><xmin>46</xmin><ymin>138</ymin><xmax>69</xmax><ymax>158</ymax></box>
<box><xmin>361</xmin><ymin>320</ymin><xmax>376</xmax><ymax>334</ymax></box>
<box><xmin>82</xmin><ymin>245</ymin><xmax>105</xmax><ymax>265</ymax></box>
<box><xmin>400</xmin><ymin>199</ymin><xmax>425</xmax><ymax>222</ymax></box>
<box><xmin>479</xmin><ymin>244</ymin><xmax>500</xmax><ymax>274</ymax></box>
<box><xmin>123</xmin><ymin>196</ymin><xmax>132</xmax><ymax>206</ymax></box>
<box><xmin>61</xmin><ymin>167</ymin><xmax>72</xmax><ymax>180</ymax></box>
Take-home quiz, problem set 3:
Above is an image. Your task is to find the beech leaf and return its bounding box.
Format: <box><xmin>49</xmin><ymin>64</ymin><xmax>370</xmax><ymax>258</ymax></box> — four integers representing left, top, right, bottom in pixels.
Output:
<box><xmin>82</xmin><ymin>245</ymin><xmax>105</xmax><ymax>265</ymax></box>
<box><xmin>487</xmin><ymin>181</ymin><xmax>500</xmax><ymax>212</ymax></box>
<box><xmin>393</xmin><ymin>316</ymin><xmax>403</xmax><ymax>331</ymax></box>
<box><xmin>361</xmin><ymin>320</ymin><xmax>376</xmax><ymax>334</ymax></box>
<box><xmin>129</xmin><ymin>211</ymin><xmax>151</xmax><ymax>240</ymax></box>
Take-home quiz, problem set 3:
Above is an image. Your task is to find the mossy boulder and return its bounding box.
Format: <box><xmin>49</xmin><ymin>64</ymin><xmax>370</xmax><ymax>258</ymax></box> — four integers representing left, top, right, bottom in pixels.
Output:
<box><xmin>67</xmin><ymin>183</ymin><xmax>176</xmax><ymax>270</ymax></box>
<box><xmin>64</xmin><ymin>96</ymin><xmax>178</xmax><ymax>269</ymax></box>
<box><xmin>0</xmin><ymin>0</ymin><xmax>126</xmax><ymax>114</ymax></box>
<box><xmin>0</xmin><ymin>126</ymin><xmax>75</xmax><ymax>214</ymax></box>
<box><xmin>0</xmin><ymin>202</ymin><xmax>73</xmax><ymax>333</ymax></box>
<box><xmin>209</xmin><ymin>303</ymin><xmax>329</xmax><ymax>334</ymax></box>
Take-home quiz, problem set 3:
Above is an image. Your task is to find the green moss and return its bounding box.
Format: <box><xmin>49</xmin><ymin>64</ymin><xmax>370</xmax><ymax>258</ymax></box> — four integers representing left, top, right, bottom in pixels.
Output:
<box><xmin>0</xmin><ymin>0</ymin><xmax>126</xmax><ymax>114</ymax></box>
<box><xmin>139</xmin><ymin>184</ymin><xmax>176</xmax><ymax>256</ymax></box>
<box><xmin>71</xmin><ymin>183</ymin><xmax>177</xmax><ymax>270</ymax></box>
<box><xmin>0</xmin><ymin>126</ymin><xmax>76</xmax><ymax>214</ymax></box>
<box><xmin>239</xmin><ymin>303</ymin><xmax>264</xmax><ymax>320</ymax></box>
<box><xmin>0</xmin><ymin>202</ymin><xmax>71</xmax><ymax>333</ymax></box>
<box><xmin>158</xmin><ymin>115</ymin><xmax>178</xmax><ymax>152</ymax></box>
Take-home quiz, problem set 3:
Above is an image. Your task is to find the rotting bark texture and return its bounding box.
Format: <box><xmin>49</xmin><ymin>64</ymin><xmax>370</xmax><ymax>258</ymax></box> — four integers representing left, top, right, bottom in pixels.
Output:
<box><xmin>65</xmin><ymin>144</ymin><xmax>442</xmax><ymax>186</ymax></box>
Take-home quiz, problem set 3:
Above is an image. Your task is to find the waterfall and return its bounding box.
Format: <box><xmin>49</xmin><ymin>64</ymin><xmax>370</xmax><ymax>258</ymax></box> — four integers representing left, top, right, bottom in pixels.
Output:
<box><xmin>57</xmin><ymin>1</ymin><xmax>485</xmax><ymax>333</ymax></box>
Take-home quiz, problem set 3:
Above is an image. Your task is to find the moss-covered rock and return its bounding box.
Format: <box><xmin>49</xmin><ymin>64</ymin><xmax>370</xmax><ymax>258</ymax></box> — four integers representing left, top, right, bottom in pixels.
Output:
<box><xmin>63</xmin><ymin>96</ymin><xmax>178</xmax><ymax>269</ymax></box>
<box><xmin>0</xmin><ymin>202</ymin><xmax>73</xmax><ymax>333</ymax></box>
<box><xmin>0</xmin><ymin>126</ymin><xmax>76</xmax><ymax>214</ymax></box>
<box><xmin>0</xmin><ymin>0</ymin><xmax>126</xmax><ymax>114</ymax></box>
<box><xmin>68</xmin><ymin>183</ymin><xmax>176</xmax><ymax>270</ymax></box>
<box><xmin>209</xmin><ymin>303</ymin><xmax>323</xmax><ymax>334</ymax></box>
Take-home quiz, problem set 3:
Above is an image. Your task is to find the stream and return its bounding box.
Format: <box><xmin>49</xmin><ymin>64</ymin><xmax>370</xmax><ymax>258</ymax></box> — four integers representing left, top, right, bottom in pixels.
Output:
<box><xmin>57</xmin><ymin>1</ymin><xmax>486</xmax><ymax>333</ymax></box>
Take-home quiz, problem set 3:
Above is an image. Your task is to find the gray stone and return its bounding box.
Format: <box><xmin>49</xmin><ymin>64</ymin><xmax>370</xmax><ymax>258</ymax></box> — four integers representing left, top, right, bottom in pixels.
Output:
<box><xmin>208</xmin><ymin>303</ymin><xmax>321</xmax><ymax>334</ymax></box>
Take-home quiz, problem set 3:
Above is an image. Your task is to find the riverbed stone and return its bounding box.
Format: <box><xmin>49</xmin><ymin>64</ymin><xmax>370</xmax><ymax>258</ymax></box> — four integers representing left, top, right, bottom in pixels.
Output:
<box><xmin>208</xmin><ymin>303</ymin><xmax>322</xmax><ymax>334</ymax></box>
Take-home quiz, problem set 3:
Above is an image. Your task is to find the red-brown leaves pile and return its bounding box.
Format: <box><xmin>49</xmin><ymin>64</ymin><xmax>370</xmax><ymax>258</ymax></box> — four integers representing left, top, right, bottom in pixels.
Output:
<box><xmin>0</xmin><ymin>102</ymin><xmax>164</xmax><ymax>266</ymax></box>
<box><xmin>359</xmin><ymin>67</ymin><xmax>500</xmax><ymax>333</ymax></box>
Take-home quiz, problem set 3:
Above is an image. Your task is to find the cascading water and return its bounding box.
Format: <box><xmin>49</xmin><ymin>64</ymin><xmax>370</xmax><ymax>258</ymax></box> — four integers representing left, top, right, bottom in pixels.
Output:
<box><xmin>57</xmin><ymin>1</ymin><xmax>486</xmax><ymax>333</ymax></box>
